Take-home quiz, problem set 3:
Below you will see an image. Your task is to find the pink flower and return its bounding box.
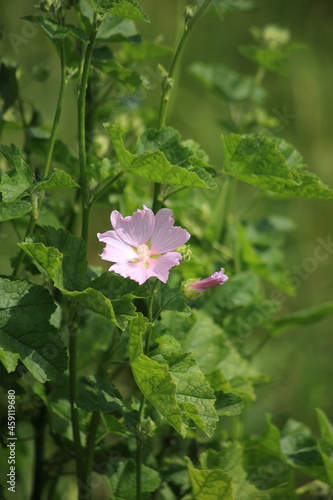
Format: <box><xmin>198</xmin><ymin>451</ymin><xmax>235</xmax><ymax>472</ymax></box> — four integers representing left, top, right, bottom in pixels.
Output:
<box><xmin>97</xmin><ymin>205</ymin><xmax>190</xmax><ymax>285</ymax></box>
<box><xmin>188</xmin><ymin>268</ymin><xmax>228</xmax><ymax>294</ymax></box>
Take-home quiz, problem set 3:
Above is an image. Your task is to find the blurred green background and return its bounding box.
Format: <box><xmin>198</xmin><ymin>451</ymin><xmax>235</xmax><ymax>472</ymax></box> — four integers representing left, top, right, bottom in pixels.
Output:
<box><xmin>1</xmin><ymin>0</ymin><xmax>332</xmax><ymax>434</ymax></box>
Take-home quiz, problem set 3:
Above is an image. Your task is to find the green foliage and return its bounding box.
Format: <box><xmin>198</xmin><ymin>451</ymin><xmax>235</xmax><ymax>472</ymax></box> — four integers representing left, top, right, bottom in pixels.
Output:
<box><xmin>105</xmin><ymin>124</ymin><xmax>217</xmax><ymax>189</ymax></box>
<box><xmin>85</xmin><ymin>0</ymin><xmax>150</xmax><ymax>22</ymax></box>
<box><xmin>222</xmin><ymin>134</ymin><xmax>333</xmax><ymax>199</ymax></box>
<box><xmin>1</xmin><ymin>0</ymin><xmax>332</xmax><ymax>498</ymax></box>
<box><xmin>0</xmin><ymin>278</ymin><xmax>67</xmax><ymax>382</ymax></box>
<box><xmin>109</xmin><ymin>459</ymin><xmax>160</xmax><ymax>499</ymax></box>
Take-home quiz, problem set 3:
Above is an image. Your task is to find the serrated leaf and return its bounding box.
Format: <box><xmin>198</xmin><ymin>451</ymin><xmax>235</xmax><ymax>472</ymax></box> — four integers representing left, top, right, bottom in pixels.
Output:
<box><xmin>0</xmin><ymin>348</ymin><xmax>19</xmax><ymax>373</ymax></box>
<box><xmin>214</xmin><ymin>392</ymin><xmax>244</xmax><ymax>416</ymax></box>
<box><xmin>105</xmin><ymin>124</ymin><xmax>216</xmax><ymax>189</ymax></box>
<box><xmin>183</xmin><ymin>311</ymin><xmax>265</xmax><ymax>400</ymax></box>
<box><xmin>188</xmin><ymin>466</ymin><xmax>234</xmax><ymax>499</ymax></box>
<box><xmin>0</xmin><ymin>144</ymin><xmax>33</xmax><ymax>201</ymax></box>
<box><xmin>129</xmin><ymin>314</ymin><xmax>187</xmax><ymax>436</ymax></box>
<box><xmin>0</xmin><ymin>201</ymin><xmax>31</xmax><ymax>222</ymax></box>
<box><xmin>86</xmin><ymin>0</ymin><xmax>150</xmax><ymax>22</ymax></box>
<box><xmin>151</xmin><ymin>345</ymin><xmax>218</xmax><ymax>437</ymax></box>
<box><xmin>280</xmin><ymin>419</ymin><xmax>328</xmax><ymax>483</ymax></box>
<box><xmin>200</xmin><ymin>442</ymin><xmax>270</xmax><ymax>499</ymax></box>
<box><xmin>18</xmin><ymin>240</ymin><xmax>125</xmax><ymax>329</ymax></box>
<box><xmin>35</xmin><ymin>169</ymin><xmax>79</xmax><ymax>190</ymax></box>
<box><xmin>265</xmin><ymin>301</ymin><xmax>333</xmax><ymax>337</ymax></box>
<box><xmin>75</xmin><ymin>376</ymin><xmax>138</xmax><ymax>429</ymax></box>
<box><xmin>222</xmin><ymin>134</ymin><xmax>333</xmax><ymax>199</ymax></box>
<box><xmin>189</xmin><ymin>62</ymin><xmax>266</xmax><ymax>102</ymax></box>
<box><xmin>97</xmin><ymin>15</ymin><xmax>141</xmax><ymax>42</ymax></box>
<box><xmin>109</xmin><ymin>459</ymin><xmax>160</xmax><ymax>499</ymax></box>
<box><xmin>22</xmin><ymin>16</ymin><xmax>88</xmax><ymax>43</ymax></box>
<box><xmin>0</xmin><ymin>278</ymin><xmax>67</xmax><ymax>382</ymax></box>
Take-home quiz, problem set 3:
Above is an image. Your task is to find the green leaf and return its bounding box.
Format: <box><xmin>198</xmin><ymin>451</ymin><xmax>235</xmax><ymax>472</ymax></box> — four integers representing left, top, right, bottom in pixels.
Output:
<box><xmin>18</xmin><ymin>239</ymin><xmax>127</xmax><ymax>330</ymax></box>
<box><xmin>75</xmin><ymin>376</ymin><xmax>138</xmax><ymax>429</ymax></box>
<box><xmin>92</xmin><ymin>59</ymin><xmax>142</xmax><ymax>89</ymax></box>
<box><xmin>109</xmin><ymin>459</ymin><xmax>160</xmax><ymax>499</ymax></box>
<box><xmin>0</xmin><ymin>348</ymin><xmax>19</xmax><ymax>373</ymax></box>
<box><xmin>20</xmin><ymin>227</ymin><xmax>87</xmax><ymax>291</ymax></box>
<box><xmin>200</xmin><ymin>442</ymin><xmax>270</xmax><ymax>499</ymax></box>
<box><xmin>265</xmin><ymin>301</ymin><xmax>333</xmax><ymax>337</ymax></box>
<box><xmin>183</xmin><ymin>311</ymin><xmax>266</xmax><ymax>400</ymax></box>
<box><xmin>151</xmin><ymin>345</ymin><xmax>218</xmax><ymax>437</ymax></box>
<box><xmin>188</xmin><ymin>466</ymin><xmax>234</xmax><ymax>500</ymax></box>
<box><xmin>209</xmin><ymin>271</ymin><xmax>262</xmax><ymax>311</ymax></box>
<box><xmin>189</xmin><ymin>62</ymin><xmax>266</xmax><ymax>102</ymax></box>
<box><xmin>316</xmin><ymin>409</ymin><xmax>333</xmax><ymax>487</ymax></box>
<box><xmin>129</xmin><ymin>314</ymin><xmax>187</xmax><ymax>436</ymax></box>
<box><xmin>0</xmin><ymin>201</ymin><xmax>31</xmax><ymax>222</ymax></box>
<box><xmin>22</xmin><ymin>16</ymin><xmax>88</xmax><ymax>43</ymax></box>
<box><xmin>105</xmin><ymin>124</ymin><xmax>216</xmax><ymax>189</ymax></box>
<box><xmin>0</xmin><ymin>144</ymin><xmax>33</xmax><ymax>201</ymax></box>
<box><xmin>280</xmin><ymin>419</ymin><xmax>328</xmax><ymax>483</ymax></box>
<box><xmin>96</xmin><ymin>15</ymin><xmax>141</xmax><ymax>42</ymax></box>
<box><xmin>214</xmin><ymin>392</ymin><xmax>244</xmax><ymax>417</ymax></box>
<box><xmin>34</xmin><ymin>169</ymin><xmax>79</xmax><ymax>190</ymax></box>
<box><xmin>85</xmin><ymin>0</ymin><xmax>150</xmax><ymax>22</ymax></box>
<box><xmin>240</xmin><ymin>46</ymin><xmax>288</xmax><ymax>74</ymax></box>
<box><xmin>222</xmin><ymin>134</ymin><xmax>333</xmax><ymax>199</ymax></box>
<box><xmin>0</xmin><ymin>278</ymin><xmax>67</xmax><ymax>382</ymax></box>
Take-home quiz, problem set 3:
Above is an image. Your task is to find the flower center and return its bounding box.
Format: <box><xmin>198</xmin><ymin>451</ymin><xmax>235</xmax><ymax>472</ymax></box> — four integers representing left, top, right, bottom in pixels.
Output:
<box><xmin>136</xmin><ymin>244</ymin><xmax>151</xmax><ymax>264</ymax></box>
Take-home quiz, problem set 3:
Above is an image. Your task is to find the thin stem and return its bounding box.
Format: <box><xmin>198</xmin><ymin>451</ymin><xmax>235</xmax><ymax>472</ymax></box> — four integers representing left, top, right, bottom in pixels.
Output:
<box><xmin>40</xmin><ymin>39</ymin><xmax>67</xmax><ymax>189</ymax></box>
<box><xmin>78</xmin><ymin>14</ymin><xmax>98</xmax><ymax>242</ymax></box>
<box><xmin>152</xmin><ymin>0</ymin><xmax>213</xmax><ymax>213</ymax></box>
<box><xmin>68</xmin><ymin>326</ymin><xmax>84</xmax><ymax>497</ymax></box>
<box><xmin>157</xmin><ymin>0</ymin><xmax>213</xmax><ymax>130</ymax></box>
<box><xmin>90</xmin><ymin>171</ymin><xmax>124</xmax><ymax>206</ymax></box>
<box><xmin>83</xmin><ymin>411</ymin><xmax>100</xmax><ymax>500</ymax></box>
<box><xmin>11</xmin><ymin>40</ymin><xmax>67</xmax><ymax>278</ymax></box>
<box><xmin>162</xmin><ymin>186</ymin><xmax>187</xmax><ymax>203</ymax></box>
<box><xmin>218</xmin><ymin>177</ymin><xmax>235</xmax><ymax>245</ymax></box>
<box><xmin>136</xmin><ymin>280</ymin><xmax>158</xmax><ymax>500</ymax></box>
<box><xmin>31</xmin><ymin>405</ymin><xmax>47</xmax><ymax>500</ymax></box>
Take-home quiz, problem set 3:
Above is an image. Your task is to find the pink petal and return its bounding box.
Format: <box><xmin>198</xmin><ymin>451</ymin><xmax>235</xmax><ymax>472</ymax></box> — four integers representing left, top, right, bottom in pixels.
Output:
<box><xmin>111</xmin><ymin>205</ymin><xmax>155</xmax><ymax>248</ymax></box>
<box><xmin>190</xmin><ymin>268</ymin><xmax>228</xmax><ymax>293</ymax></box>
<box><xmin>150</xmin><ymin>208</ymin><xmax>190</xmax><ymax>254</ymax></box>
<box><xmin>97</xmin><ymin>230</ymin><xmax>137</xmax><ymax>263</ymax></box>
<box><xmin>147</xmin><ymin>252</ymin><xmax>182</xmax><ymax>283</ymax></box>
<box><xmin>109</xmin><ymin>261</ymin><xmax>150</xmax><ymax>285</ymax></box>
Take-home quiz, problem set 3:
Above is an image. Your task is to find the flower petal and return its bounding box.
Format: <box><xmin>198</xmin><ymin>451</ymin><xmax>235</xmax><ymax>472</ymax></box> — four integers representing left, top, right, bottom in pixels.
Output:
<box><xmin>111</xmin><ymin>205</ymin><xmax>155</xmax><ymax>248</ymax></box>
<box><xmin>189</xmin><ymin>268</ymin><xmax>228</xmax><ymax>293</ymax></box>
<box><xmin>150</xmin><ymin>208</ymin><xmax>190</xmax><ymax>254</ymax></box>
<box><xmin>147</xmin><ymin>252</ymin><xmax>182</xmax><ymax>283</ymax></box>
<box><xmin>97</xmin><ymin>230</ymin><xmax>137</xmax><ymax>263</ymax></box>
<box><xmin>109</xmin><ymin>261</ymin><xmax>150</xmax><ymax>285</ymax></box>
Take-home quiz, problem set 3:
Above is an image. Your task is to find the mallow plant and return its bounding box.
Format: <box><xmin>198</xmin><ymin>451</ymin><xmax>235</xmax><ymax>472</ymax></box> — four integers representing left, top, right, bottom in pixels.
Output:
<box><xmin>0</xmin><ymin>1</ymin><xmax>333</xmax><ymax>499</ymax></box>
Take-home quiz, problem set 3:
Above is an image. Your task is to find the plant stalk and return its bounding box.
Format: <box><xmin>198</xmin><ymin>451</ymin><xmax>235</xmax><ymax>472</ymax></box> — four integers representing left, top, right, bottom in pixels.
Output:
<box><xmin>152</xmin><ymin>0</ymin><xmax>213</xmax><ymax>213</ymax></box>
<box><xmin>78</xmin><ymin>14</ymin><xmax>98</xmax><ymax>242</ymax></box>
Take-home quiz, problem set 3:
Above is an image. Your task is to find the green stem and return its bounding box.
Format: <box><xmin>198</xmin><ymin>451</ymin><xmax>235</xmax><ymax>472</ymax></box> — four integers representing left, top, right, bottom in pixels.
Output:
<box><xmin>157</xmin><ymin>0</ymin><xmax>213</xmax><ymax>130</ymax></box>
<box><xmin>68</xmin><ymin>328</ymin><xmax>84</xmax><ymax>498</ymax></box>
<box><xmin>90</xmin><ymin>171</ymin><xmax>124</xmax><ymax>206</ymax></box>
<box><xmin>152</xmin><ymin>0</ymin><xmax>213</xmax><ymax>213</ymax></box>
<box><xmin>11</xmin><ymin>40</ymin><xmax>67</xmax><ymax>278</ymax></box>
<box><xmin>40</xmin><ymin>39</ymin><xmax>67</xmax><ymax>191</ymax></box>
<box><xmin>83</xmin><ymin>411</ymin><xmax>100</xmax><ymax>499</ymax></box>
<box><xmin>218</xmin><ymin>177</ymin><xmax>236</xmax><ymax>245</ymax></box>
<box><xmin>136</xmin><ymin>281</ymin><xmax>158</xmax><ymax>500</ymax></box>
<box><xmin>78</xmin><ymin>14</ymin><xmax>98</xmax><ymax>242</ymax></box>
